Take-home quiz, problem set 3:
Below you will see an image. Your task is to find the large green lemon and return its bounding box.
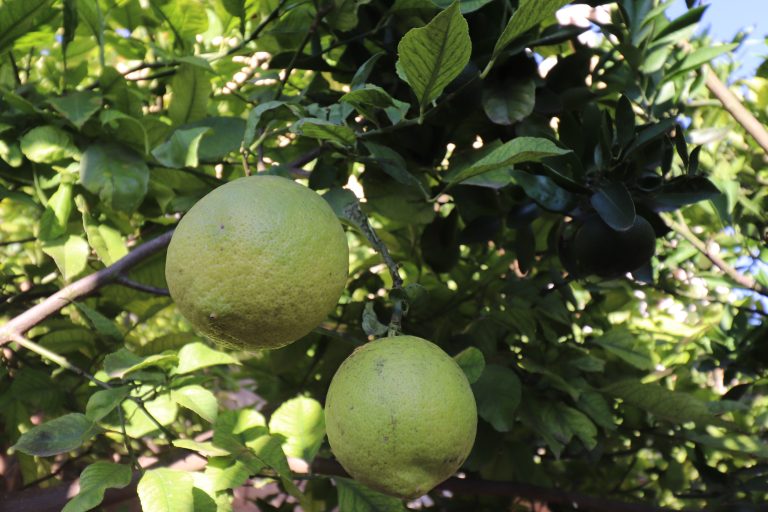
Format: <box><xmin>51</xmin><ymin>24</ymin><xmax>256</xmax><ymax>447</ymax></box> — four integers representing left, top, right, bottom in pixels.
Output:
<box><xmin>165</xmin><ymin>175</ymin><xmax>348</xmax><ymax>350</ymax></box>
<box><xmin>325</xmin><ymin>335</ymin><xmax>477</xmax><ymax>499</ymax></box>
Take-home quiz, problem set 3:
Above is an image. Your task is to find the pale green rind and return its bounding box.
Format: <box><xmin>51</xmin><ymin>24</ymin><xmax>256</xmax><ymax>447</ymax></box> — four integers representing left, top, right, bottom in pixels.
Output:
<box><xmin>165</xmin><ymin>175</ymin><xmax>349</xmax><ymax>350</ymax></box>
<box><xmin>325</xmin><ymin>336</ymin><xmax>477</xmax><ymax>499</ymax></box>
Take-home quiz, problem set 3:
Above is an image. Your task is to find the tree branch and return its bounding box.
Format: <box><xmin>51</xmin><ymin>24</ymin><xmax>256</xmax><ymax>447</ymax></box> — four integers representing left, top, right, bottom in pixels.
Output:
<box><xmin>704</xmin><ymin>68</ymin><xmax>768</xmax><ymax>155</ymax></box>
<box><xmin>0</xmin><ymin>230</ymin><xmax>174</xmax><ymax>345</ymax></box>
<box><xmin>0</xmin><ymin>455</ymin><xmax>706</xmax><ymax>512</ymax></box>
<box><xmin>666</xmin><ymin>212</ymin><xmax>768</xmax><ymax>298</ymax></box>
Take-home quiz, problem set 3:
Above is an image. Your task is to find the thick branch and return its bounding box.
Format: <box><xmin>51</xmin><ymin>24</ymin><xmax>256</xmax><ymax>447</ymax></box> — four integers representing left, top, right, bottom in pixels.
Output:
<box><xmin>0</xmin><ymin>231</ymin><xmax>174</xmax><ymax>345</ymax></box>
<box><xmin>0</xmin><ymin>456</ymin><xmax>703</xmax><ymax>512</ymax></box>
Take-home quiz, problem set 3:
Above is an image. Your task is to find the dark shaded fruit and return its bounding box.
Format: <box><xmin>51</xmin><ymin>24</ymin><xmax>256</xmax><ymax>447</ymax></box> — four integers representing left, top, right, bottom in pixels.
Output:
<box><xmin>570</xmin><ymin>214</ymin><xmax>656</xmax><ymax>278</ymax></box>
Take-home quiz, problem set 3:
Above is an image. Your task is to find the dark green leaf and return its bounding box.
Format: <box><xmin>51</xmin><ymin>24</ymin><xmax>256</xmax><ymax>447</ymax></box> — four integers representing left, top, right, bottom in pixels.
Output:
<box><xmin>49</xmin><ymin>92</ymin><xmax>103</xmax><ymax>129</ymax></box>
<box><xmin>491</xmin><ymin>0</ymin><xmax>570</xmax><ymax>60</ymax></box>
<box><xmin>13</xmin><ymin>413</ymin><xmax>99</xmax><ymax>457</ymax></box>
<box><xmin>86</xmin><ymin>387</ymin><xmax>131</xmax><ymax>422</ymax></box>
<box><xmin>445</xmin><ymin>137</ymin><xmax>570</xmax><ymax>184</ymax></box>
<box><xmin>482</xmin><ymin>79</ymin><xmax>536</xmax><ymax>126</ymax></box>
<box><xmin>397</xmin><ymin>2</ymin><xmax>472</xmax><ymax>113</ymax></box>
<box><xmin>511</xmin><ymin>170</ymin><xmax>574</xmax><ymax>212</ymax></box>
<box><xmin>79</xmin><ymin>143</ymin><xmax>149</xmax><ymax>213</ymax></box>
<box><xmin>335</xmin><ymin>477</ymin><xmax>407</xmax><ymax>512</ymax></box>
<box><xmin>604</xmin><ymin>380</ymin><xmax>716</xmax><ymax>425</ymax></box>
<box><xmin>151</xmin><ymin>127</ymin><xmax>211</xmax><ymax>168</ymax></box>
<box><xmin>169</xmin><ymin>63</ymin><xmax>211</xmax><ymax>126</ymax></box>
<box><xmin>590</xmin><ymin>182</ymin><xmax>636</xmax><ymax>231</ymax></box>
<box><xmin>293</xmin><ymin>119</ymin><xmax>356</xmax><ymax>147</ymax></box>
<box><xmin>0</xmin><ymin>0</ymin><xmax>56</xmax><ymax>54</ymax></box>
<box><xmin>453</xmin><ymin>346</ymin><xmax>485</xmax><ymax>384</ymax></box>
<box><xmin>615</xmin><ymin>95</ymin><xmax>635</xmax><ymax>148</ymax></box>
<box><xmin>431</xmin><ymin>0</ymin><xmax>493</xmax><ymax>14</ymax></box>
<box><xmin>593</xmin><ymin>328</ymin><xmax>654</xmax><ymax>370</ymax></box>
<box><xmin>362</xmin><ymin>142</ymin><xmax>427</xmax><ymax>196</ymax></box>
<box><xmin>73</xmin><ymin>302</ymin><xmax>123</xmax><ymax>341</ymax></box>
<box><xmin>472</xmin><ymin>364</ymin><xmax>521</xmax><ymax>432</ymax></box>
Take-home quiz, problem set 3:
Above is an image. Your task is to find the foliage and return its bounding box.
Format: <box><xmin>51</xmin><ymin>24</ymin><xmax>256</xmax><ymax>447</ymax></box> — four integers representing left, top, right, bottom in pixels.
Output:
<box><xmin>0</xmin><ymin>0</ymin><xmax>766</xmax><ymax>510</ymax></box>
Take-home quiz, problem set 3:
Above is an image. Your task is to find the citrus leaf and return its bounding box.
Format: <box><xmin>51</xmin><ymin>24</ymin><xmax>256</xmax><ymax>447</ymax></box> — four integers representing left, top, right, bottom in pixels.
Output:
<box><xmin>590</xmin><ymin>182</ymin><xmax>636</xmax><ymax>231</ymax></box>
<box><xmin>151</xmin><ymin>127</ymin><xmax>211</xmax><ymax>168</ymax></box>
<box><xmin>169</xmin><ymin>63</ymin><xmax>211</xmax><ymax>126</ymax></box>
<box><xmin>13</xmin><ymin>413</ymin><xmax>100</xmax><ymax>457</ymax></box>
<box><xmin>73</xmin><ymin>302</ymin><xmax>123</xmax><ymax>341</ymax></box>
<box><xmin>62</xmin><ymin>462</ymin><xmax>132</xmax><ymax>512</ymax></box>
<box><xmin>0</xmin><ymin>0</ymin><xmax>56</xmax><ymax>54</ymax></box>
<box><xmin>79</xmin><ymin>143</ymin><xmax>149</xmax><ymax>213</ymax></box>
<box><xmin>268</xmin><ymin>396</ymin><xmax>325</xmax><ymax>462</ymax></box>
<box><xmin>593</xmin><ymin>328</ymin><xmax>654</xmax><ymax>370</ymax></box>
<box><xmin>42</xmin><ymin>235</ymin><xmax>90</xmax><ymax>281</ymax></box>
<box><xmin>511</xmin><ymin>170</ymin><xmax>574</xmax><ymax>212</ymax></box>
<box><xmin>481</xmin><ymin>78</ymin><xmax>535</xmax><ymax>125</ymax></box>
<box><xmin>445</xmin><ymin>137</ymin><xmax>569</xmax><ymax>184</ymax></box>
<box><xmin>491</xmin><ymin>0</ymin><xmax>570</xmax><ymax>60</ymax></box>
<box><xmin>138</xmin><ymin>468</ymin><xmax>195</xmax><ymax>512</ymax></box>
<box><xmin>172</xmin><ymin>439</ymin><xmax>230</xmax><ymax>457</ymax></box>
<box><xmin>577</xmin><ymin>391</ymin><xmax>616</xmax><ymax>431</ymax></box>
<box><xmin>335</xmin><ymin>477</ymin><xmax>407</xmax><ymax>512</ymax></box>
<box><xmin>86</xmin><ymin>387</ymin><xmax>131</xmax><ymax>422</ymax></box>
<box><xmin>472</xmin><ymin>364</ymin><xmax>521</xmax><ymax>432</ymax></box>
<box><xmin>603</xmin><ymin>379</ymin><xmax>716</xmax><ymax>426</ymax></box>
<box><xmin>453</xmin><ymin>346</ymin><xmax>485</xmax><ymax>384</ymax></box>
<box><xmin>172</xmin><ymin>385</ymin><xmax>219</xmax><ymax>423</ymax></box>
<box><xmin>83</xmin><ymin>217</ymin><xmax>128</xmax><ymax>266</ymax></box>
<box><xmin>293</xmin><ymin>118</ymin><xmax>356</xmax><ymax>147</ymax></box>
<box><xmin>176</xmin><ymin>342</ymin><xmax>239</xmax><ymax>374</ymax></box>
<box><xmin>20</xmin><ymin>125</ymin><xmax>79</xmax><ymax>163</ymax></box>
<box><xmin>397</xmin><ymin>1</ymin><xmax>471</xmax><ymax>113</ymax></box>
<box><xmin>49</xmin><ymin>91</ymin><xmax>103</xmax><ymax>129</ymax></box>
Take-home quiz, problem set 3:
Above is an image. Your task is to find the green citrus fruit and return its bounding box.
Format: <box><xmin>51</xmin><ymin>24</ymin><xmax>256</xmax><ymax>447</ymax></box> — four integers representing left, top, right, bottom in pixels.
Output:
<box><xmin>324</xmin><ymin>335</ymin><xmax>477</xmax><ymax>499</ymax></box>
<box><xmin>165</xmin><ymin>175</ymin><xmax>348</xmax><ymax>350</ymax></box>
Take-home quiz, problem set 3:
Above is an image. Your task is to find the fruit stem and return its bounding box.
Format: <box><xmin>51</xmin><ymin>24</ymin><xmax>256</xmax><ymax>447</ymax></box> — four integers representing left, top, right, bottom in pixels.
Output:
<box><xmin>342</xmin><ymin>202</ymin><xmax>406</xmax><ymax>335</ymax></box>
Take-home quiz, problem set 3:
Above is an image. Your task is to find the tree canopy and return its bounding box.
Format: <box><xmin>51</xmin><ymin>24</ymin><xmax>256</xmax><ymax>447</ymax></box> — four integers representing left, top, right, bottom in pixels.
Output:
<box><xmin>1</xmin><ymin>0</ymin><xmax>767</xmax><ymax>511</ymax></box>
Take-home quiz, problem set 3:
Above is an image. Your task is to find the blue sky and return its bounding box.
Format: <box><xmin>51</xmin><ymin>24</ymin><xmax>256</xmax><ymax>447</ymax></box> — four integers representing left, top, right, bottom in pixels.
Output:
<box><xmin>667</xmin><ymin>0</ymin><xmax>768</xmax><ymax>79</ymax></box>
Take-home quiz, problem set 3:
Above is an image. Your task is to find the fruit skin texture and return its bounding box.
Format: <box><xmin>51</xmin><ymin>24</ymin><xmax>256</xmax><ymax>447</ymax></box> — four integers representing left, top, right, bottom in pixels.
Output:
<box><xmin>571</xmin><ymin>214</ymin><xmax>656</xmax><ymax>278</ymax></box>
<box><xmin>165</xmin><ymin>175</ymin><xmax>348</xmax><ymax>350</ymax></box>
<box><xmin>324</xmin><ymin>335</ymin><xmax>477</xmax><ymax>499</ymax></box>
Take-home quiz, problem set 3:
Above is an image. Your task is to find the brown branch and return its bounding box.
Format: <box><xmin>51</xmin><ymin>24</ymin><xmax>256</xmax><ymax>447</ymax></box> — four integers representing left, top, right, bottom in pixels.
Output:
<box><xmin>0</xmin><ymin>230</ymin><xmax>174</xmax><ymax>345</ymax></box>
<box><xmin>666</xmin><ymin>213</ymin><xmax>768</xmax><ymax>298</ymax></box>
<box><xmin>704</xmin><ymin>69</ymin><xmax>768</xmax><ymax>155</ymax></box>
<box><xmin>0</xmin><ymin>455</ymin><xmax>705</xmax><ymax>512</ymax></box>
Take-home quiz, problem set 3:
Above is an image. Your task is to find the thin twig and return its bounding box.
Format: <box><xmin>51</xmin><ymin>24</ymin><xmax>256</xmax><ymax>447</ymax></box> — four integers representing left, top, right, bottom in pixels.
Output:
<box><xmin>115</xmin><ymin>275</ymin><xmax>170</xmax><ymax>296</ymax></box>
<box><xmin>224</xmin><ymin>0</ymin><xmax>291</xmax><ymax>57</ymax></box>
<box><xmin>342</xmin><ymin>202</ymin><xmax>404</xmax><ymax>335</ymax></box>
<box><xmin>8</xmin><ymin>333</ymin><xmax>176</xmax><ymax>440</ymax></box>
<box><xmin>273</xmin><ymin>6</ymin><xmax>331</xmax><ymax>100</ymax></box>
<box><xmin>0</xmin><ymin>230</ymin><xmax>174</xmax><ymax>345</ymax></box>
<box><xmin>666</xmin><ymin>212</ymin><xmax>768</xmax><ymax>298</ymax></box>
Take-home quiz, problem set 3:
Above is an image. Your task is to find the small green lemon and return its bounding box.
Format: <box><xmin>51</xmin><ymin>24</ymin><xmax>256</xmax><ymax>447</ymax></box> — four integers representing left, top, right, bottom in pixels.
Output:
<box><xmin>165</xmin><ymin>175</ymin><xmax>348</xmax><ymax>350</ymax></box>
<box><xmin>324</xmin><ymin>335</ymin><xmax>477</xmax><ymax>499</ymax></box>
